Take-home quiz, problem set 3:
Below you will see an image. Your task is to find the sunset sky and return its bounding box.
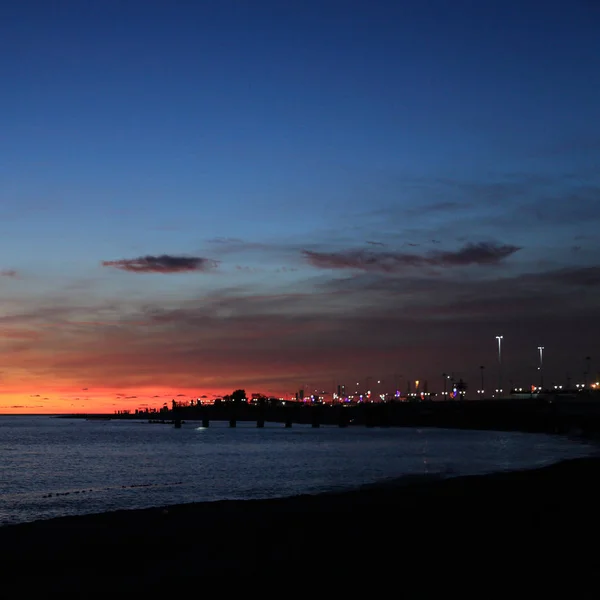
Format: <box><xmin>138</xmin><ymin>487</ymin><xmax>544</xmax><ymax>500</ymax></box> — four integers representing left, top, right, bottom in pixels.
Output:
<box><xmin>2</xmin><ymin>0</ymin><xmax>600</xmax><ymax>413</ymax></box>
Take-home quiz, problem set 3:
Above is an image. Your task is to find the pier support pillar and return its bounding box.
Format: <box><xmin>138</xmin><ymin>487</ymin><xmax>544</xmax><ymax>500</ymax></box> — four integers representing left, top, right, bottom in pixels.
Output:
<box><xmin>202</xmin><ymin>418</ymin><xmax>209</xmax><ymax>428</ymax></box>
<box><xmin>311</xmin><ymin>408</ymin><xmax>321</xmax><ymax>428</ymax></box>
<box><xmin>257</xmin><ymin>418</ymin><xmax>265</xmax><ymax>428</ymax></box>
<box><xmin>285</xmin><ymin>419</ymin><xmax>292</xmax><ymax>428</ymax></box>
<box><xmin>229</xmin><ymin>418</ymin><xmax>237</xmax><ymax>428</ymax></box>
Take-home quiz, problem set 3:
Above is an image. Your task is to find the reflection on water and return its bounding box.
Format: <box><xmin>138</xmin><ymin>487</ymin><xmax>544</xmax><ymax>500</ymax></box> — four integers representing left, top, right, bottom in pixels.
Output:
<box><xmin>0</xmin><ymin>416</ymin><xmax>597</xmax><ymax>525</ymax></box>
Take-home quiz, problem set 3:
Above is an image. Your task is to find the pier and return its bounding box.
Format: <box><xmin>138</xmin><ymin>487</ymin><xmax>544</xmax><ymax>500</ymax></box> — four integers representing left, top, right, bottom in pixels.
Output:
<box><xmin>64</xmin><ymin>396</ymin><xmax>600</xmax><ymax>436</ymax></box>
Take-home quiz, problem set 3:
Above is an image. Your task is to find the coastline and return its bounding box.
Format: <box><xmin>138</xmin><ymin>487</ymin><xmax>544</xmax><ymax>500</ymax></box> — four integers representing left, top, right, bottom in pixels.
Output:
<box><xmin>2</xmin><ymin>456</ymin><xmax>600</xmax><ymax>589</ymax></box>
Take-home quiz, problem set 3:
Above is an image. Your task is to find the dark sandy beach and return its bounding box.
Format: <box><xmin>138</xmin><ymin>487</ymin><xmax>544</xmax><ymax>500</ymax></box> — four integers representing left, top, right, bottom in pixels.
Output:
<box><xmin>2</xmin><ymin>456</ymin><xmax>600</xmax><ymax>594</ymax></box>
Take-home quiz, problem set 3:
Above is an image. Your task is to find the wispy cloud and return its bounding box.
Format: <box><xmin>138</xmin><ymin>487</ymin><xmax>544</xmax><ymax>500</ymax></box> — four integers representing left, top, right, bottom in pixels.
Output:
<box><xmin>102</xmin><ymin>255</ymin><xmax>218</xmax><ymax>274</ymax></box>
<box><xmin>405</xmin><ymin>201</ymin><xmax>470</xmax><ymax>216</ymax></box>
<box><xmin>0</xmin><ymin>269</ymin><xmax>17</xmax><ymax>277</ymax></box>
<box><xmin>303</xmin><ymin>242</ymin><xmax>521</xmax><ymax>273</ymax></box>
<box><xmin>434</xmin><ymin>242</ymin><xmax>522</xmax><ymax>266</ymax></box>
<box><xmin>536</xmin><ymin>265</ymin><xmax>600</xmax><ymax>287</ymax></box>
<box><xmin>207</xmin><ymin>237</ymin><xmax>245</xmax><ymax>245</ymax></box>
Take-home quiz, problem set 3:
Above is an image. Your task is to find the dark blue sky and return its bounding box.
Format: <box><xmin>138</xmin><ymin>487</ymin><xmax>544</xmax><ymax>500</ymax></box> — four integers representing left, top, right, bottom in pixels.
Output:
<box><xmin>1</xmin><ymin>0</ymin><xmax>599</xmax><ymax>409</ymax></box>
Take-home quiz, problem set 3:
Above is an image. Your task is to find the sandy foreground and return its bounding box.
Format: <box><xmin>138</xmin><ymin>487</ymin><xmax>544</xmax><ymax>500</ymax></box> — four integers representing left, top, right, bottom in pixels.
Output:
<box><xmin>1</xmin><ymin>457</ymin><xmax>600</xmax><ymax>593</ymax></box>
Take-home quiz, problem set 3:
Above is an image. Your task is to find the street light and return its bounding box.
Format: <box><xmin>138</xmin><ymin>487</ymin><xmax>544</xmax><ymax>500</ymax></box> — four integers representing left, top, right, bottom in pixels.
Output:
<box><xmin>496</xmin><ymin>336</ymin><xmax>503</xmax><ymax>396</ymax></box>
<box><xmin>538</xmin><ymin>346</ymin><xmax>544</xmax><ymax>390</ymax></box>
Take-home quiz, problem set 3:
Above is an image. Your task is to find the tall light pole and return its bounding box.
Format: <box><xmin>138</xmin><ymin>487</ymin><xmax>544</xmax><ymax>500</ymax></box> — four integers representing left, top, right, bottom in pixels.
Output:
<box><xmin>584</xmin><ymin>356</ymin><xmax>591</xmax><ymax>390</ymax></box>
<box><xmin>496</xmin><ymin>336</ymin><xmax>503</xmax><ymax>395</ymax></box>
<box><xmin>480</xmin><ymin>366</ymin><xmax>485</xmax><ymax>399</ymax></box>
<box><xmin>538</xmin><ymin>346</ymin><xmax>544</xmax><ymax>390</ymax></box>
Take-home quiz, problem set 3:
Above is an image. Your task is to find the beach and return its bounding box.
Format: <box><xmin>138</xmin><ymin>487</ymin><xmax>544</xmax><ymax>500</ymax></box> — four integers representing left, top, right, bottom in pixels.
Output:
<box><xmin>1</xmin><ymin>456</ymin><xmax>599</xmax><ymax>593</ymax></box>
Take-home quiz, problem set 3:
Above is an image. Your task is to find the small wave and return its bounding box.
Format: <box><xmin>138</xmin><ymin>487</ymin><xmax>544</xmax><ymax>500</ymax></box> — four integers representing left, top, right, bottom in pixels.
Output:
<box><xmin>41</xmin><ymin>481</ymin><xmax>185</xmax><ymax>499</ymax></box>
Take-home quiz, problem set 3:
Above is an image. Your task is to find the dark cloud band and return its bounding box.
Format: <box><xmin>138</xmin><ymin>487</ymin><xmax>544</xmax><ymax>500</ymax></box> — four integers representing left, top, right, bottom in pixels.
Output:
<box><xmin>303</xmin><ymin>242</ymin><xmax>521</xmax><ymax>273</ymax></box>
<box><xmin>102</xmin><ymin>255</ymin><xmax>218</xmax><ymax>274</ymax></box>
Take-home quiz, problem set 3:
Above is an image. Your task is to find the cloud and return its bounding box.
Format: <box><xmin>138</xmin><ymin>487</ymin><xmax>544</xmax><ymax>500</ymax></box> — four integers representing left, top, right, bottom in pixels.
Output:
<box><xmin>1</xmin><ymin>230</ymin><xmax>597</xmax><ymax>403</ymax></box>
<box><xmin>102</xmin><ymin>255</ymin><xmax>218</xmax><ymax>274</ymax></box>
<box><xmin>207</xmin><ymin>237</ymin><xmax>245</xmax><ymax>245</ymax></box>
<box><xmin>434</xmin><ymin>242</ymin><xmax>521</xmax><ymax>266</ymax></box>
<box><xmin>405</xmin><ymin>201</ymin><xmax>470</xmax><ymax>216</ymax></box>
<box><xmin>206</xmin><ymin>238</ymin><xmax>271</xmax><ymax>254</ymax></box>
<box><xmin>303</xmin><ymin>242</ymin><xmax>521</xmax><ymax>273</ymax></box>
<box><xmin>0</xmin><ymin>329</ymin><xmax>42</xmax><ymax>340</ymax></box>
<box><xmin>235</xmin><ymin>265</ymin><xmax>263</xmax><ymax>273</ymax></box>
<box><xmin>0</xmin><ymin>269</ymin><xmax>17</xmax><ymax>277</ymax></box>
<box><xmin>303</xmin><ymin>249</ymin><xmax>422</xmax><ymax>273</ymax></box>
<box><xmin>366</xmin><ymin>172</ymin><xmax>600</xmax><ymax>246</ymax></box>
<box><xmin>204</xmin><ymin>237</ymin><xmax>302</xmax><ymax>266</ymax></box>
<box><xmin>537</xmin><ymin>266</ymin><xmax>600</xmax><ymax>287</ymax></box>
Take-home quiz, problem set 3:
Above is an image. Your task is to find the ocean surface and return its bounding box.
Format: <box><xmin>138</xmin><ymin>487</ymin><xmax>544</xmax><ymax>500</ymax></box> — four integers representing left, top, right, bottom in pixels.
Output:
<box><xmin>1</xmin><ymin>416</ymin><xmax>598</xmax><ymax>526</ymax></box>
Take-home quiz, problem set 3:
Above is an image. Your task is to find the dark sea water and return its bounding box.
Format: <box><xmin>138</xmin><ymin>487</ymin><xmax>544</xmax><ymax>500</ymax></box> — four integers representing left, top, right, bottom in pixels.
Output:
<box><xmin>1</xmin><ymin>416</ymin><xmax>597</xmax><ymax>526</ymax></box>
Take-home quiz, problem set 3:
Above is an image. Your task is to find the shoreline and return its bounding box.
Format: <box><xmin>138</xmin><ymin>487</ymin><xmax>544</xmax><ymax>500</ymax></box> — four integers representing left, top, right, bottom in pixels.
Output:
<box><xmin>2</xmin><ymin>455</ymin><xmax>600</xmax><ymax>587</ymax></box>
<box><xmin>3</xmin><ymin>454</ymin><xmax>598</xmax><ymax>526</ymax></box>
<box><xmin>3</xmin><ymin>428</ymin><xmax>597</xmax><ymax>530</ymax></box>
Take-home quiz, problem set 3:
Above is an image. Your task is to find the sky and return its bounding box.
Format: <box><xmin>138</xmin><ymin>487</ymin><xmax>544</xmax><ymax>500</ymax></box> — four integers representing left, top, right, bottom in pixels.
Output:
<box><xmin>1</xmin><ymin>0</ymin><xmax>600</xmax><ymax>413</ymax></box>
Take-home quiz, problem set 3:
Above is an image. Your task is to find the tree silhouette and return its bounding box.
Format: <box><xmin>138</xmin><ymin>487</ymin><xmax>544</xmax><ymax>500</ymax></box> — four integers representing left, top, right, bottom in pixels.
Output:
<box><xmin>231</xmin><ymin>389</ymin><xmax>247</xmax><ymax>403</ymax></box>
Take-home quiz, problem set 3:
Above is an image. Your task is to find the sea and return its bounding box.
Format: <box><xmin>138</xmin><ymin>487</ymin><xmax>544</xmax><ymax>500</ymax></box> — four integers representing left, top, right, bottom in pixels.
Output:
<box><xmin>1</xmin><ymin>415</ymin><xmax>598</xmax><ymax>527</ymax></box>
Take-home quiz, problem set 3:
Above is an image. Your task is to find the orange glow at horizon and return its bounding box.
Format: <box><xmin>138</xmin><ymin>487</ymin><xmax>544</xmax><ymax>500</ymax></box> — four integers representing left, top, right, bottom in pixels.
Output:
<box><xmin>0</xmin><ymin>386</ymin><xmax>244</xmax><ymax>415</ymax></box>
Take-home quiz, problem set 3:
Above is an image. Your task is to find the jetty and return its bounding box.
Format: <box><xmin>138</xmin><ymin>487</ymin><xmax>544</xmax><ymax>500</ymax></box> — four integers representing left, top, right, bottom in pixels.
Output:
<box><xmin>62</xmin><ymin>396</ymin><xmax>600</xmax><ymax>436</ymax></box>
